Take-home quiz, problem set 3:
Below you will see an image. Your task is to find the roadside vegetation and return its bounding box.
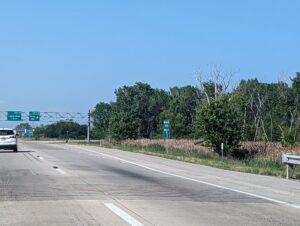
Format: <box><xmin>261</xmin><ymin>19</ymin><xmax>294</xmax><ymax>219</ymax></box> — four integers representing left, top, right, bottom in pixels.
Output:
<box><xmin>31</xmin><ymin>68</ymin><xmax>300</xmax><ymax>179</ymax></box>
<box><xmin>77</xmin><ymin>139</ymin><xmax>300</xmax><ymax>179</ymax></box>
<box><xmin>33</xmin><ymin>121</ymin><xmax>86</xmax><ymax>140</ymax></box>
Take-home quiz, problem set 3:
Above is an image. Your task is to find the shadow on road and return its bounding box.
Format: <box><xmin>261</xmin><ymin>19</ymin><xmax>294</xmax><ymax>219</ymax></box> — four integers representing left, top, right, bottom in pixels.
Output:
<box><xmin>0</xmin><ymin>150</ymin><xmax>34</xmax><ymax>154</ymax></box>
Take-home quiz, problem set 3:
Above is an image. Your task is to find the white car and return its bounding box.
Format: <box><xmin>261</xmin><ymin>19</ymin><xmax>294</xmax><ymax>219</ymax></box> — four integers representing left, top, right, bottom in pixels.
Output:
<box><xmin>0</xmin><ymin>128</ymin><xmax>18</xmax><ymax>152</ymax></box>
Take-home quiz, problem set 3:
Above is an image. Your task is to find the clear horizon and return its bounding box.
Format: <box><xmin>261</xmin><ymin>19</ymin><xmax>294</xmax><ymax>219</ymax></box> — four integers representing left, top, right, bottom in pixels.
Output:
<box><xmin>0</xmin><ymin>0</ymin><xmax>299</xmax><ymax>125</ymax></box>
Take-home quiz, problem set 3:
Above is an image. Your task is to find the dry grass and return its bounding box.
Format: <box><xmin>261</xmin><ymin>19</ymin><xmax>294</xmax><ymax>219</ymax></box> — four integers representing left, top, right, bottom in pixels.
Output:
<box><xmin>241</xmin><ymin>141</ymin><xmax>300</xmax><ymax>160</ymax></box>
<box><xmin>122</xmin><ymin>139</ymin><xmax>300</xmax><ymax>161</ymax></box>
<box><xmin>82</xmin><ymin>139</ymin><xmax>300</xmax><ymax>178</ymax></box>
<box><xmin>123</xmin><ymin>139</ymin><xmax>214</xmax><ymax>154</ymax></box>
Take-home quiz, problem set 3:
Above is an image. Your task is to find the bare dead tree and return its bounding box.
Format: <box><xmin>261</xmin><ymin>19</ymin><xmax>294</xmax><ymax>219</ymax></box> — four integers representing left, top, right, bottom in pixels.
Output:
<box><xmin>257</xmin><ymin>91</ymin><xmax>269</xmax><ymax>141</ymax></box>
<box><xmin>196</xmin><ymin>65</ymin><xmax>235</xmax><ymax>104</ymax></box>
<box><xmin>247</xmin><ymin>88</ymin><xmax>267</xmax><ymax>142</ymax></box>
<box><xmin>241</xmin><ymin>105</ymin><xmax>247</xmax><ymax>140</ymax></box>
<box><xmin>269</xmin><ymin>111</ymin><xmax>273</xmax><ymax>142</ymax></box>
<box><xmin>276</xmin><ymin>75</ymin><xmax>300</xmax><ymax>145</ymax></box>
<box><xmin>196</xmin><ymin>71</ymin><xmax>211</xmax><ymax>104</ymax></box>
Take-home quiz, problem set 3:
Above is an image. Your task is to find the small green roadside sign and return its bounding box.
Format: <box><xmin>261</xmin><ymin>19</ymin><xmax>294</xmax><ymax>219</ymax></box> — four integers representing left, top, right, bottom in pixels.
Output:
<box><xmin>7</xmin><ymin>111</ymin><xmax>22</xmax><ymax>121</ymax></box>
<box><xmin>28</xmin><ymin>130</ymin><xmax>33</xmax><ymax>137</ymax></box>
<box><xmin>163</xmin><ymin>120</ymin><xmax>170</xmax><ymax>140</ymax></box>
<box><xmin>29</xmin><ymin>111</ymin><xmax>40</xmax><ymax>121</ymax></box>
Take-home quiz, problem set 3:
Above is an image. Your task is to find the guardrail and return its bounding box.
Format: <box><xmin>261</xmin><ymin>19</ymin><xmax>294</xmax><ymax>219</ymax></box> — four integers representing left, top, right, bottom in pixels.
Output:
<box><xmin>282</xmin><ymin>153</ymin><xmax>300</xmax><ymax>179</ymax></box>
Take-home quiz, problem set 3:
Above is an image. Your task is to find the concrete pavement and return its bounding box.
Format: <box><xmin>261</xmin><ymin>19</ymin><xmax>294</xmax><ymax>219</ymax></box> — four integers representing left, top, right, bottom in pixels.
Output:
<box><xmin>0</xmin><ymin>141</ymin><xmax>299</xmax><ymax>225</ymax></box>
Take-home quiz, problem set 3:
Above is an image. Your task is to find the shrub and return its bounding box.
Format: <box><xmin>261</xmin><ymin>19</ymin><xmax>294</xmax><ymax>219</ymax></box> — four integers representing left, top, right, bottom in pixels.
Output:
<box><xmin>194</xmin><ymin>96</ymin><xmax>243</xmax><ymax>156</ymax></box>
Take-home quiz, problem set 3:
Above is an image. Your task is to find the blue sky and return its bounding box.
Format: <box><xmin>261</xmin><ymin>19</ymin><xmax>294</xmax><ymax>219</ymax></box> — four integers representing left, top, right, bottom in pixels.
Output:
<box><xmin>0</xmin><ymin>0</ymin><xmax>299</xmax><ymax>118</ymax></box>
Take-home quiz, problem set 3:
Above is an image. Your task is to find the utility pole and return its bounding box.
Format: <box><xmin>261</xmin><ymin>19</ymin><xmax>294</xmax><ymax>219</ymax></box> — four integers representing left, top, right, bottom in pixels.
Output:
<box><xmin>87</xmin><ymin>110</ymin><xmax>91</xmax><ymax>143</ymax></box>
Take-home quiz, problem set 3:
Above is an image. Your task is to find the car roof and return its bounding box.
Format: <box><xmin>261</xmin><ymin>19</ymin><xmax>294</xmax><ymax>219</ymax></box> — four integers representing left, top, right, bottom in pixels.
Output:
<box><xmin>0</xmin><ymin>128</ymin><xmax>14</xmax><ymax>131</ymax></box>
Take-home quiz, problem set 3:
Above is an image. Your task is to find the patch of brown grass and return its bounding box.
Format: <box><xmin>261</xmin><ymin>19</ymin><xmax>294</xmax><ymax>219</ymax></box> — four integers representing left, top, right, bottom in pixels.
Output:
<box><xmin>123</xmin><ymin>139</ymin><xmax>213</xmax><ymax>154</ymax></box>
<box><xmin>241</xmin><ymin>141</ymin><xmax>300</xmax><ymax>160</ymax></box>
<box><xmin>122</xmin><ymin>139</ymin><xmax>300</xmax><ymax>161</ymax></box>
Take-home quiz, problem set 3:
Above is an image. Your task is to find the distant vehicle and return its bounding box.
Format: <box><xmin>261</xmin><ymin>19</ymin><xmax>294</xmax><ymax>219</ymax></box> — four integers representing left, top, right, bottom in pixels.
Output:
<box><xmin>0</xmin><ymin>128</ymin><xmax>18</xmax><ymax>152</ymax></box>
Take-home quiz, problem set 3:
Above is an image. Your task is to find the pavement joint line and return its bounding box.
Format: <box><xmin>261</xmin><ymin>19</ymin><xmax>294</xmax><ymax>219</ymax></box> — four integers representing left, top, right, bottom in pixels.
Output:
<box><xmin>104</xmin><ymin>203</ymin><xmax>144</xmax><ymax>226</ymax></box>
<box><xmin>74</xmin><ymin>145</ymin><xmax>300</xmax><ymax>210</ymax></box>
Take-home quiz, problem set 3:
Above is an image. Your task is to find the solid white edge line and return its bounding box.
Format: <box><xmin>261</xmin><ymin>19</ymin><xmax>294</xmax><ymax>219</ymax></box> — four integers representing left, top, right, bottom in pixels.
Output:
<box><xmin>74</xmin><ymin>146</ymin><xmax>300</xmax><ymax>209</ymax></box>
<box><xmin>105</xmin><ymin>203</ymin><xmax>143</xmax><ymax>226</ymax></box>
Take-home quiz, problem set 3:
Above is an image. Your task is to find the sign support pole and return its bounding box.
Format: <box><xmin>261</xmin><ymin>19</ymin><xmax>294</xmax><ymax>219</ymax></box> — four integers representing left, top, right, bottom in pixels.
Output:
<box><xmin>221</xmin><ymin>143</ymin><xmax>224</xmax><ymax>161</ymax></box>
<box><xmin>87</xmin><ymin>110</ymin><xmax>90</xmax><ymax>143</ymax></box>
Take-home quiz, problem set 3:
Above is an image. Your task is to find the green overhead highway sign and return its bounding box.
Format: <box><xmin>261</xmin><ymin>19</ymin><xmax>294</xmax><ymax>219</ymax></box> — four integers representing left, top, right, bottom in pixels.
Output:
<box><xmin>7</xmin><ymin>111</ymin><xmax>22</xmax><ymax>121</ymax></box>
<box><xmin>29</xmin><ymin>111</ymin><xmax>40</xmax><ymax>121</ymax></box>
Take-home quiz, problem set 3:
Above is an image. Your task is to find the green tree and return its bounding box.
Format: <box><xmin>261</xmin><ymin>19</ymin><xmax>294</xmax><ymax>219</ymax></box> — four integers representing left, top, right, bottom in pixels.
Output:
<box><xmin>194</xmin><ymin>96</ymin><xmax>243</xmax><ymax>156</ymax></box>
<box><xmin>91</xmin><ymin>102</ymin><xmax>111</xmax><ymax>139</ymax></box>
<box><xmin>148</xmin><ymin>89</ymin><xmax>170</xmax><ymax>137</ymax></box>
<box><xmin>15</xmin><ymin>123</ymin><xmax>32</xmax><ymax>131</ymax></box>
<box><xmin>38</xmin><ymin>121</ymin><xmax>87</xmax><ymax>139</ymax></box>
<box><xmin>234</xmin><ymin>79</ymin><xmax>290</xmax><ymax>142</ymax></box>
<box><xmin>283</xmin><ymin>72</ymin><xmax>300</xmax><ymax>145</ymax></box>
<box><xmin>111</xmin><ymin>82</ymin><xmax>168</xmax><ymax>139</ymax></box>
<box><xmin>109</xmin><ymin>111</ymin><xmax>138</xmax><ymax>140</ymax></box>
<box><xmin>159</xmin><ymin>86</ymin><xmax>200</xmax><ymax>138</ymax></box>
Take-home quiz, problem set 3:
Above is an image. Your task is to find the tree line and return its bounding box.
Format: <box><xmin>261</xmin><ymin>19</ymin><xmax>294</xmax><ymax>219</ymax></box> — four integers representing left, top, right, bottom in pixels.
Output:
<box><xmin>33</xmin><ymin>121</ymin><xmax>87</xmax><ymax>140</ymax></box>
<box><xmin>91</xmin><ymin>72</ymin><xmax>300</xmax><ymax>155</ymax></box>
<box><xmin>29</xmin><ymin>71</ymin><xmax>300</xmax><ymax>156</ymax></box>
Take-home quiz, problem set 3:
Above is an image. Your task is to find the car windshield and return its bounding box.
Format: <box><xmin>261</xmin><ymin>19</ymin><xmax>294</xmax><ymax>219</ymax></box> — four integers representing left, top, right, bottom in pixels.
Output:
<box><xmin>0</xmin><ymin>130</ymin><xmax>14</xmax><ymax>135</ymax></box>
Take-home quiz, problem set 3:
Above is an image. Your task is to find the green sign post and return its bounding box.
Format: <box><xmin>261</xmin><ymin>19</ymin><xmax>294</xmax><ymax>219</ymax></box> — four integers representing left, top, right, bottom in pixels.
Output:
<box><xmin>163</xmin><ymin>120</ymin><xmax>170</xmax><ymax>140</ymax></box>
<box><xmin>7</xmin><ymin>111</ymin><xmax>22</xmax><ymax>121</ymax></box>
<box><xmin>29</xmin><ymin>111</ymin><xmax>40</xmax><ymax>121</ymax></box>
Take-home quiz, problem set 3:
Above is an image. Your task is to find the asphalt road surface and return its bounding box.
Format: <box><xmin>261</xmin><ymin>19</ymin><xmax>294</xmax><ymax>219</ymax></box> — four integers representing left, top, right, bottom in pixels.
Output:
<box><xmin>0</xmin><ymin>141</ymin><xmax>299</xmax><ymax>226</ymax></box>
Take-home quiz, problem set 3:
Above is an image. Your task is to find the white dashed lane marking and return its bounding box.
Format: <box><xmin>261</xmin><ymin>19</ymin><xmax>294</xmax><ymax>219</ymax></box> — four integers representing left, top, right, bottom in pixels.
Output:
<box><xmin>105</xmin><ymin>203</ymin><xmax>143</xmax><ymax>226</ymax></box>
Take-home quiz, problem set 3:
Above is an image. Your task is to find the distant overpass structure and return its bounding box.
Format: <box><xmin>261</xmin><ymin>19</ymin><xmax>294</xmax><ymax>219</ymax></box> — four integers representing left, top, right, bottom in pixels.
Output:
<box><xmin>0</xmin><ymin>110</ymin><xmax>91</xmax><ymax>142</ymax></box>
<box><xmin>0</xmin><ymin>111</ymin><xmax>88</xmax><ymax>124</ymax></box>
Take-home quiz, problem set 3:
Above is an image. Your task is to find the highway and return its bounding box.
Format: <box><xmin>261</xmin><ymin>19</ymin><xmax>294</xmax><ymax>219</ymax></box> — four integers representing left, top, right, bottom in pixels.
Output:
<box><xmin>0</xmin><ymin>141</ymin><xmax>299</xmax><ymax>225</ymax></box>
